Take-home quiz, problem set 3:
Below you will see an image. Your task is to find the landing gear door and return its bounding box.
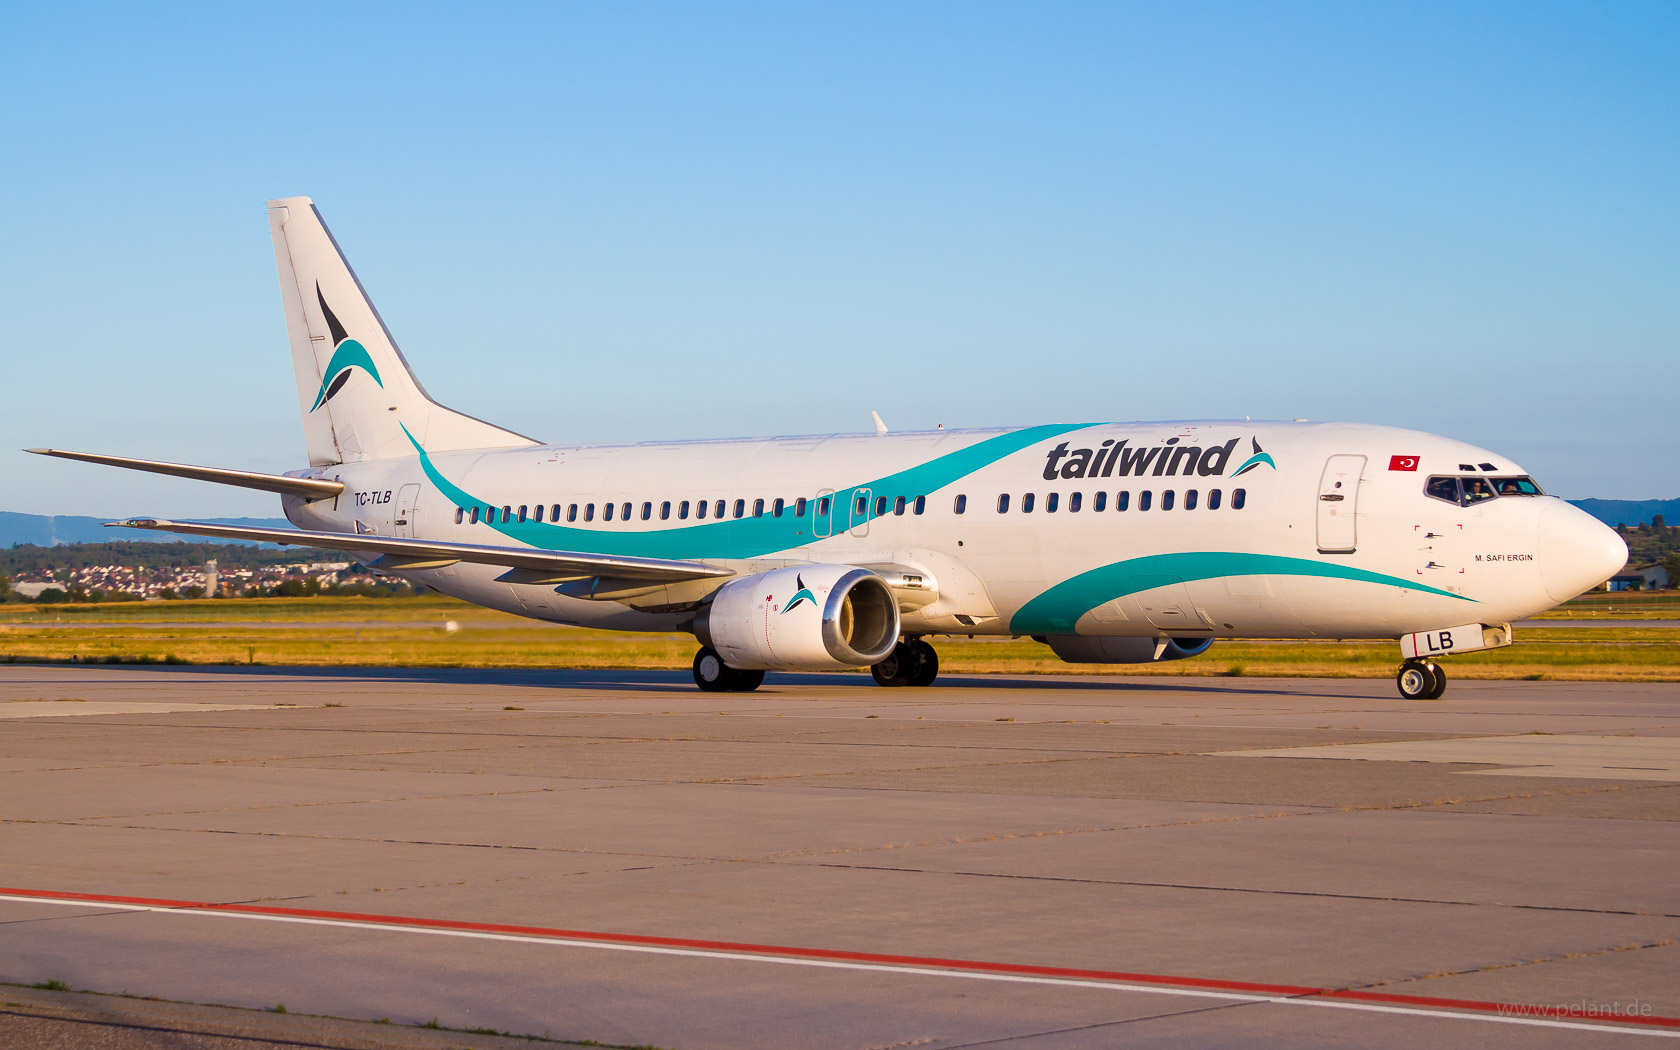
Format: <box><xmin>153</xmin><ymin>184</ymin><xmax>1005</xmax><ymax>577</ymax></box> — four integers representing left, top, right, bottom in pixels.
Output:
<box><xmin>394</xmin><ymin>483</ymin><xmax>421</xmax><ymax>538</ymax></box>
<box><xmin>1316</xmin><ymin>455</ymin><xmax>1365</xmax><ymax>553</ymax></box>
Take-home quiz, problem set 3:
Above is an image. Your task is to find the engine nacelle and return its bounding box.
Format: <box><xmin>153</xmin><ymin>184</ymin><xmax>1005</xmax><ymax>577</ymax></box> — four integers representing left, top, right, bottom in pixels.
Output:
<box><xmin>1046</xmin><ymin>635</ymin><xmax>1215</xmax><ymax>664</ymax></box>
<box><xmin>694</xmin><ymin>565</ymin><xmax>901</xmax><ymax>671</ymax></box>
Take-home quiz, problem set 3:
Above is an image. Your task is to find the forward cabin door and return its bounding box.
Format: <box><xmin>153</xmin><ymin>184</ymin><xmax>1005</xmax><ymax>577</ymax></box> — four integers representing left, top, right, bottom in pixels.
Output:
<box><xmin>1315</xmin><ymin>455</ymin><xmax>1365</xmax><ymax>553</ymax></box>
<box><xmin>394</xmin><ymin>483</ymin><xmax>421</xmax><ymax>538</ymax></box>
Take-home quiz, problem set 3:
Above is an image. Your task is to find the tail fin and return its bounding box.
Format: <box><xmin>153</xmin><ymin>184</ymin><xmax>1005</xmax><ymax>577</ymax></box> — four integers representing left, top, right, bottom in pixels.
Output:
<box><xmin>267</xmin><ymin>197</ymin><xmax>539</xmax><ymax>465</ymax></box>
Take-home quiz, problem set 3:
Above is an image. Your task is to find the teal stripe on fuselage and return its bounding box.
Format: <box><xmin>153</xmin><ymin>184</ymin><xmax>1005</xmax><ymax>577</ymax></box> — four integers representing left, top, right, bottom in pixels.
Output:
<box><xmin>402</xmin><ymin>422</ymin><xmax>1094</xmax><ymax>561</ymax></box>
<box><xmin>1009</xmin><ymin>552</ymin><xmax>1475</xmax><ymax>634</ymax></box>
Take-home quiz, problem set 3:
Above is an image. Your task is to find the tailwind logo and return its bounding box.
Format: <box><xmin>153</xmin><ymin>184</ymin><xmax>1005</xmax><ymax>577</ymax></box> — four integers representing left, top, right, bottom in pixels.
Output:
<box><xmin>309</xmin><ymin>284</ymin><xmax>384</xmax><ymax>412</ymax></box>
<box><xmin>1231</xmin><ymin>438</ymin><xmax>1276</xmax><ymax>477</ymax></box>
<box><xmin>781</xmin><ymin>575</ymin><xmax>817</xmax><ymax>615</ymax></box>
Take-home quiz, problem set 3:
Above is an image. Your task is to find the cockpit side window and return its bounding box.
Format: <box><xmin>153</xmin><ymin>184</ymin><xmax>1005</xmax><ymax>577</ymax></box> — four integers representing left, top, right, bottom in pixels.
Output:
<box><xmin>1493</xmin><ymin>476</ymin><xmax>1544</xmax><ymax>496</ymax></box>
<box><xmin>1461</xmin><ymin>477</ymin><xmax>1497</xmax><ymax>504</ymax></box>
<box><xmin>1425</xmin><ymin>476</ymin><xmax>1460</xmax><ymax>505</ymax></box>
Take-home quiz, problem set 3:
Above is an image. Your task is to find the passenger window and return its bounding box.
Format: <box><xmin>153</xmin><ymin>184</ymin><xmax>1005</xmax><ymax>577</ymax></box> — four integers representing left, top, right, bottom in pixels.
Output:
<box><xmin>1069</xmin><ymin>492</ymin><xmax>1082</xmax><ymax>512</ymax></box>
<box><xmin>714</xmin><ymin>499</ymin><xmax>725</xmax><ymax>519</ymax></box>
<box><xmin>733</xmin><ymin>499</ymin><xmax>745</xmax><ymax>519</ymax></box>
<box><xmin>753</xmin><ymin>498</ymin><xmax>765</xmax><ymax>517</ymax></box>
<box><xmin>894</xmin><ymin>496</ymin><xmax>906</xmax><ymax>515</ymax></box>
<box><xmin>1161</xmin><ymin>490</ymin><xmax>1175</xmax><ymax>511</ymax></box>
<box><xmin>1045</xmin><ymin>492</ymin><xmax>1059</xmax><ymax>513</ymax></box>
<box><xmin>1425</xmin><ymin>476</ymin><xmax>1461</xmax><ymax>504</ymax></box>
<box><xmin>533</xmin><ymin>505</ymin><xmax>544</xmax><ymax>523</ymax></box>
<box><xmin>997</xmin><ymin>494</ymin><xmax>1010</xmax><ymax>513</ymax></box>
<box><xmin>469</xmin><ymin>507</ymin><xmax>480</xmax><ymax>524</ymax></box>
<box><xmin>856</xmin><ymin>495</ymin><xmax>867</xmax><ymax>515</ymax></box>
<box><xmin>660</xmin><ymin>501</ymin><xmax>671</xmax><ymax>520</ymax></box>
<box><xmin>1184</xmin><ymin>489</ymin><xmax>1198</xmax><ymax>511</ymax></box>
<box><xmin>696</xmin><ymin>499</ymin><xmax>707</xmax><ymax>520</ymax></box>
<box><xmin>567</xmin><ymin>504</ymin><xmax>578</xmax><ymax>522</ymax></box>
<box><xmin>874</xmin><ymin>496</ymin><xmax>888</xmax><ymax>517</ymax></box>
<box><xmin>1461</xmin><ymin>478</ymin><xmax>1497</xmax><ymax>504</ymax></box>
<box><xmin>603</xmin><ymin>502</ymin><xmax>615</xmax><ymax>522</ymax></box>
<box><xmin>1139</xmin><ymin>491</ymin><xmax>1152</xmax><ymax>511</ymax></box>
<box><xmin>680</xmin><ymin>500</ymin><xmax>690</xmax><ymax>520</ymax></box>
<box><xmin>518</xmin><ymin>505</ymin><xmax>528</xmax><ymax>523</ymax></box>
<box><xmin>641</xmin><ymin>502</ymin><xmax>652</xmax><ymax>521</ymax></box>
<box><xmin>914</xmin><ymin>495</ymin><xmax>926</xmax><ymax>515</ymax></box>
<box><xmin>773</xmin><ymin>498</ymin><xmax>784</xmax><ymax>517</ymax></box>
<box><xmin>954</xmin><ymin>494</ymin><xmax>967</xmax><ymax>514</ymax></box>
<box><xmin>1116</xmin><ymin>491</ymin><xmax>1129</xmax><ymax>511</ymax></box>
<box><xmin>795</xmin><ymin>497</ymin><xmax>807</xmax><ymax>517</ymax></box>
<box><xmin>1232</xmin><ymin>488</ymin><xmax>1246</xmax><ymax>510</ymax></box>
<box><xmin>1022</xmin><ymin>493</ymin><xmax>1035</xmax><ymax>513</ymax></box>
<box><xmin>622</xmin><ymin>502</ymin><xmax>632</xmax><ymax>520</ymax></box>
<box><xmin>455</xmin><ymin>507</ymin><xmax>464</xmax><ymax>524</ymax></box>
<box><xmin>817</xmin><ymin>496</ymin><xmax>830</xmax><ymax>516</ymax></box>
<box><xmin>1093</xmin><ymin>491</ymin><xmax>1107</xmax><ymax>512</ymax></box>
<box><xmin>1208</xmin><ymin>489</ymin><xmax>1222</xmax><ymax>510</ymax></box>
<box><xmin>1493</xmin><ymin>476</ymin><xmax>1543</xmax><ymax>496</ymax></box>
<box><xmin>502</xmin><ymin>506</ymin><xmax>512</xmax><ymax>523</ymax></box>
<box><xmin>585</xmin><ymin>503</ymin><xmax>595</xmax><ymax>522</ymax></box>
<box><xmin>552</xmin><ymin>504</ymin><xmax>561</xmax><ymax>522</ymax></box>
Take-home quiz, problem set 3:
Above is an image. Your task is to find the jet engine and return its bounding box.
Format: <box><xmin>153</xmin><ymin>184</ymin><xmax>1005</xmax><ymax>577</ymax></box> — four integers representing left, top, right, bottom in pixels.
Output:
<box><xmin>694</xmin><ymin>565</ymin><xmax>901</xmax><ymax>671</ymax></box>
<box><xmin>1045</xmin><ymin>635</ymin><xmax>1215</xmax><ymax>664</ymax></box>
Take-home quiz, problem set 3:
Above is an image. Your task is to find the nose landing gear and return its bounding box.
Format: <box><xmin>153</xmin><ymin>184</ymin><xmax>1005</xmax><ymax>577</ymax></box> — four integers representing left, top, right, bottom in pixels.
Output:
<box><xmin>1396</xmin><ymin>658</ymin><xmax>1447</xmax><ymax>700</ymax></box>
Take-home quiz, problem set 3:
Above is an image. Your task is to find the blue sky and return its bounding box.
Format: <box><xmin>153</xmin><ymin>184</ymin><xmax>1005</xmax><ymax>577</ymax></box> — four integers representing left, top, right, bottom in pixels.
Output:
<box><xmin>4</xmin><ymin>1</ymin><xmax>1675</xmax><ymax>515</ymax></box>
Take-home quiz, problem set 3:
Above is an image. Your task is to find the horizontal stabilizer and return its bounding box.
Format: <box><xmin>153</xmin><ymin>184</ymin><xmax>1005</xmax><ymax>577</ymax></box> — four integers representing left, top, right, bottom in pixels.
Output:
<box><xmin>106</xmin><ymin>518</ymin><xmax>734</xmax><ymax>583</ymax></box>
<box><xmin>27</xmin><ymin>449</ymin><xmax>343</xmax><ymax>500</ymax></box>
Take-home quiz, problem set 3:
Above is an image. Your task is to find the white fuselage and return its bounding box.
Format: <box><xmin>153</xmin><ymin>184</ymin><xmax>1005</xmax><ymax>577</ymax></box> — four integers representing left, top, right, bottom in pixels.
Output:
<box><xmin>283</xmin><ymin>419</ymin><xmax>1622</xmax><ymax>642</ymax></box>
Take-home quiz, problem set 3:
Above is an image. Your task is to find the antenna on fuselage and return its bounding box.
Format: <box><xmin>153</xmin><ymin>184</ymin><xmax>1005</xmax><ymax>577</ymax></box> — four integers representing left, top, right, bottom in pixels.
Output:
<box><xmin>872</xmin><ymin>411</ymin><xmax>889</xmax><ymax>437</ymax></box>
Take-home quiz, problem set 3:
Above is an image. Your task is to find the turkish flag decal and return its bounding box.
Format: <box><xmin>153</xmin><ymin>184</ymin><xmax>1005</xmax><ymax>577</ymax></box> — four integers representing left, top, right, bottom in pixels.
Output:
<box><xmin>1389</xmin><ymin>455</ymin><xmax>1420</xmax><ymax>471</ymax></box>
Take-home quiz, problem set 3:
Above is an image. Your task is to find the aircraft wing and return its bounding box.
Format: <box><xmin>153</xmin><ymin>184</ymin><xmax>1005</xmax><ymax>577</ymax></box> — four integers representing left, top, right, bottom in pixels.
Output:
<box><xmin>106</xmin><ymin>518</ymin><xmax>734</xmax><ymax>583</ymax></box>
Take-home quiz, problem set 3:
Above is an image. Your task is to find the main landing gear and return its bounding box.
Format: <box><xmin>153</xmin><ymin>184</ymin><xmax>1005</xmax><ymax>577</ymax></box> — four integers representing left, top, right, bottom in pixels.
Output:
<box><xmin>692</xmin><ymin>647</ymin><xmax>764</xmax><ymax>693</ymax></box>
<box><xmin>871</xmin><ymin>638</ymin><xmax>939</xmax><ymax>687</ymax></box>
<box><xmin>1396</xmin><ymin>658</ymin><xmax>1447</xmax><ymax>700</ymax></box>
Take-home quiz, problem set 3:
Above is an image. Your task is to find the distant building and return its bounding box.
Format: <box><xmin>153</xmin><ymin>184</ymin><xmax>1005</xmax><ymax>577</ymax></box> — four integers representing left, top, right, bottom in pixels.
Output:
<box><xmin>206</xmin><ymin>559</ymin><xmax>218</xmax><ymax>597</ymax></box>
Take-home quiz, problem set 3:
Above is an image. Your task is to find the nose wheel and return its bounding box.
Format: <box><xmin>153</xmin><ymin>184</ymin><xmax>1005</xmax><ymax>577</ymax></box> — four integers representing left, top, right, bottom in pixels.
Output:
<box><xmin>1396</xmin><ymin>659</ymin><xmax>1447</xmax><ymax>700</ymax></box>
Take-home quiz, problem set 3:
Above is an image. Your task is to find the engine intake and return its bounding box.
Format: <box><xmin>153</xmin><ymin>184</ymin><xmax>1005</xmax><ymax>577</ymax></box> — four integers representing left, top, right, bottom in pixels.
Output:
<box><xmin>694</xmin><ymin>565</ymin><xmax>900</xmax><ymax>671</ymax></box>
<box><xmin>1046</xmin><ymin>635</ymin><xmax>1215</xmax><ymax>664</ymax></box>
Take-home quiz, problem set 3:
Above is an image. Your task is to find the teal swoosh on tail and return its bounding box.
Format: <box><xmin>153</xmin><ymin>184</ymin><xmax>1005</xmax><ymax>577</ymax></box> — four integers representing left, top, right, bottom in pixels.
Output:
<box><xmin>310</xmin><ymin>340</ymin><xmax>384</xmax><ymax>412</ymax></box>
<box><xmin>1009</xmin><ymin>552</ymin><xmax>1475</xmax><ymax>634</ymax></box>
<box><xmin>402</xmin><ymin>421</ymin><xmax>1096</xmax><ymax>561</ymax></box>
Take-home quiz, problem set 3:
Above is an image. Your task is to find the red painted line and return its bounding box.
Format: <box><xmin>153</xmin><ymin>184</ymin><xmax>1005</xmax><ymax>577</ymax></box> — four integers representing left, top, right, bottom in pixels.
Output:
<box><xmin>5</xmin><ymin>885</ymin><xmax>1677</xmax><ymax>1029</ymax></box>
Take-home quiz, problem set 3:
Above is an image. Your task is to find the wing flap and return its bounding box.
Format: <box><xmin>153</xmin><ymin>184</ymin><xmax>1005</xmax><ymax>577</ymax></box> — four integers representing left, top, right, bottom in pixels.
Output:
<box><xmin>107</xmin><ymin>518</ymin><xmax>733</xmax><ymax>583</ymax></box>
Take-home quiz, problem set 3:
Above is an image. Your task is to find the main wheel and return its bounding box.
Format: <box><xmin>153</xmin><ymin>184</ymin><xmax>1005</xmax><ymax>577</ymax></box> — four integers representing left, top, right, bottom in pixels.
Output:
<box><xmin>871</xmin><ymin>641</ymin><xmax>917</xmax><ymax>687</ymax></box>
<box><xmin>1396</xmin><ymin>660</ymin><xmax>1438</xmax><ymax>700</ymax></box>
<box><xmin>1421</xmin><ymin>661</ymin><xmax>1448</xmax><ymax>700</ymax></box>
<box><xmin>693</xmin><ymin>647</ymin><xmax>733</xmax><ymax>692</ymax></box>
<box><xmin>730</xmin><ymin>669</ymin><xmax>765</xmax><ymax>692</ymax></box>
<box><xmin>908</xmin><ymin>639</ymin><xmax>939</xmax><ymax>687</ymax></box>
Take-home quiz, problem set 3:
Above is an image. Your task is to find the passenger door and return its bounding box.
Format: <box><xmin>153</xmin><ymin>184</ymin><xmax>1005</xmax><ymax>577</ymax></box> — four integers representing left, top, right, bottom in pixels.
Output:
<box><xmin>393</xmin><ymin>483</ymin><xmax>421</xmax><ymax>538</ymax></box>
<box><xmin>1316</xmin><ymin>455</ymin><xmax>1365</xmax><ymax>553</ymax></box>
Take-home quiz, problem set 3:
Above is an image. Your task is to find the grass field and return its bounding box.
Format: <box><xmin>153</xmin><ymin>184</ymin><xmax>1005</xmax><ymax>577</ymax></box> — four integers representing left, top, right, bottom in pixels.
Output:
<box><xmin>1</xmin><ymin>595</ymin><xmax>1676</xmax><ymax>682</ymax></box>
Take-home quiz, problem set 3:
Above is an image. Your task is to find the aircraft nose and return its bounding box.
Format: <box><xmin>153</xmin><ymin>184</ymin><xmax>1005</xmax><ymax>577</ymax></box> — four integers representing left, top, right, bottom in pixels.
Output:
<box><xmin>1537</xmin><ymin>501</ymin><xmax>1628</xmax><ymax>604</ymax></box>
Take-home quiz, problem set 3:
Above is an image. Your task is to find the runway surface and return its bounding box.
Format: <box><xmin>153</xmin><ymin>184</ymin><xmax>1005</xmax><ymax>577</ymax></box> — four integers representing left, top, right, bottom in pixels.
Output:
<box><xmin>1</xmin><ymin>665</ymin><xmax>1677</xmax><ymax>1048</ymax></box>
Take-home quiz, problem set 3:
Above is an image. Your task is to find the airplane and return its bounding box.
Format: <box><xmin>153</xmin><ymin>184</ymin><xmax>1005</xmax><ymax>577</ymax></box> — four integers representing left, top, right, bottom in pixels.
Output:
<box><xmin>30</xmin><ymin>197</ymin><xmax>1628</xmax><ymax>699</ymax></box>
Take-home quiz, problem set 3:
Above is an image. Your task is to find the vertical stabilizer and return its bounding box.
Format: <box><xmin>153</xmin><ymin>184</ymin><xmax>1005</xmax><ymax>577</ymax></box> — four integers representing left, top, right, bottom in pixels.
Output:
<box><xmin>267</xmin><ymin>197</ymin><xmax>539</xmax><ymax>465</ymax></box>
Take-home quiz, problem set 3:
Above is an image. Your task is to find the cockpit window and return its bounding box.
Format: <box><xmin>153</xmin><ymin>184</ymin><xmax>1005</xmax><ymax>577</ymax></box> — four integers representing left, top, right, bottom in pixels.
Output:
<box><xmin>1461</xmin><ymin>477</ymin><xmax>1497</xmax><ymax>504</ymax></box>
<box><xmin>1493</xmin><ymin>476</ymin><xmax>1544</xmax><ymax>496</ymax></box>
<box><xmin>1425</xmin><ymin>476</ymin><xmax>1460</xmax><ymax>504</ymax></box>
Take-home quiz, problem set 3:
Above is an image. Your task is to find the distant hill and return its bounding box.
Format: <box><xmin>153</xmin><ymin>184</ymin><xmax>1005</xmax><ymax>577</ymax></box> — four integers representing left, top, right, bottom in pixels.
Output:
<box><xmin>0</xmin><ymin>512</ymin><xmax>292</xmax><ymax>548</ymax></box>
<box><xmin>1569</xmin><ymin>499</ymin><xmax>1680</xmax><ymax>529</ymax></box>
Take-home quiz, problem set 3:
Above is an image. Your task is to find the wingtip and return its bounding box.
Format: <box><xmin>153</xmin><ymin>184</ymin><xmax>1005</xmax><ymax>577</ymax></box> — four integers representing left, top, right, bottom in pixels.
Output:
<box><xmin>24</xmin><ymin>448</ymin><xmax>50</xmax><ymax>455</ymax></box>
<box><xmin>104</xmin><ymin>518</ymin><xmax>163</xmax><ymax>529</ymax></box>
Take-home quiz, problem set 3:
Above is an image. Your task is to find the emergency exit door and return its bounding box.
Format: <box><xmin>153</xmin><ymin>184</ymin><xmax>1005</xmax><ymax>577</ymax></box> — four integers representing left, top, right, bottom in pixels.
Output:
<box><xmin>1316</xmin><ymin>455</ymin><xmax>1365</xmax><ymax>553</ymax></box>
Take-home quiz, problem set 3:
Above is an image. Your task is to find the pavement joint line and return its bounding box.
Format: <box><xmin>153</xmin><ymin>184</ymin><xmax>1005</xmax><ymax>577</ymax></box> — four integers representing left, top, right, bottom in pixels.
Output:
<box><xmin>806</xmin><ymin>862</ymin><xmax>1680</xmax><ymax>918</ymax></box>
<box><xmin>1</xmin><ymin>887</ymin><xmax>1676</xmax><ymax>1037</ymax></box>
<box><xmin>933</xmin><ymin>999</ymin><xmax>1268</xmax><ymax>1048</ymax></box>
